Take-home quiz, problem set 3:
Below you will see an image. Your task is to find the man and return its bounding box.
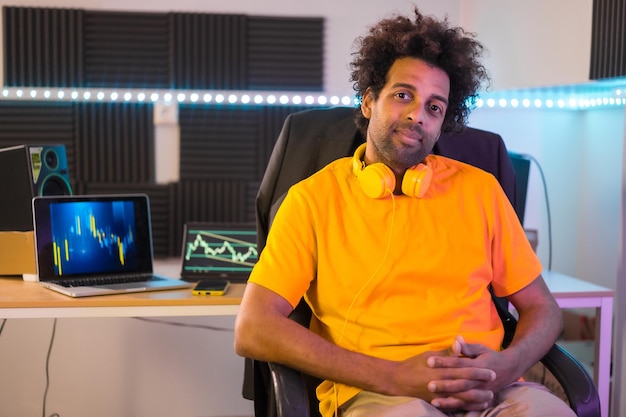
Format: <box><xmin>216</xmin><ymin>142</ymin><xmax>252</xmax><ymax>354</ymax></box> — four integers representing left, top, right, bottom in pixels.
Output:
<box><xmin>235</xmin><ymin>7</ymin><xmax>574</xmax><ymax>417</ymax></box>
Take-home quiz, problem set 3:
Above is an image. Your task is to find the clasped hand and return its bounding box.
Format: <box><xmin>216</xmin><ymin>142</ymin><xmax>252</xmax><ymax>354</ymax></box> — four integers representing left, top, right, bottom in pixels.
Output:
<box><xmin>393</xmin><ymin>336</ymin><xmax>513</xmax><ymax>412</ymax></box>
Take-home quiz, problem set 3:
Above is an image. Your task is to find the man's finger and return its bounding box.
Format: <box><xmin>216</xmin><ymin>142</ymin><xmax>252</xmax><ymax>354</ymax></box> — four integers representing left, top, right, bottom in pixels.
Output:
<box><xmin>432</xmin><ymin>397</ymin><xmax>491</xmax><ymax>412</ymax></box>
<box><xmin>427</xmin><ymin>355</ymin><xmax>477</xmax><ymax>368</ymax></box>
<box><xmin>430</xmin><ymin>389</ymin><xmax>494</xmax><ymax>411</ymax></box>
<box><xmin>436</xmin><ymin>336</ymin><xmax>464</xmax><ymax>357</ymax></box>
<box><xmin>456</xmin><ymin>337</ymin><xmax>490</xmax><ymax>358</ymax></box>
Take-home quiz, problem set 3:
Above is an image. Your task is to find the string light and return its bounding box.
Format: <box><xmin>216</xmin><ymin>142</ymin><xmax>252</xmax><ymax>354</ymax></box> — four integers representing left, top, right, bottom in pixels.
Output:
<box><xmin>0</xmin><ymin>81</ymin><xmax>625</xmax><ymax>110</ymax></box>
<box><xmin>476</xmin><ymin>78</ymin><xmax>626</xmax><ymax>110</ymax></box>
<box><xmin>0</xmin><ymin>87</ymin><xmax>354</xmax><ymax>108</ymax></box>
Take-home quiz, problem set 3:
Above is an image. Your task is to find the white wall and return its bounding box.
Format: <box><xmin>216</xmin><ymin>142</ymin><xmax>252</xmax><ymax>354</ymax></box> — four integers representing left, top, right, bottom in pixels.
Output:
<box><xmin>461</xmin><ymin>0</ymin><xmax>593</xmax><ymax>90</ymax></box>
<box><xmin>468</xmin><ymin>106</ymin><xmax>624</xmax><ymax>290</ymax></box>
<box><xmin>1</xmin><ymin>1</ymin><xmax>619</xmax><ymax>417</ymax></box>
<box><xmin>469</xmin><ymin>104</ymin><xmax>626</xmax><ymax>416</ymax></box>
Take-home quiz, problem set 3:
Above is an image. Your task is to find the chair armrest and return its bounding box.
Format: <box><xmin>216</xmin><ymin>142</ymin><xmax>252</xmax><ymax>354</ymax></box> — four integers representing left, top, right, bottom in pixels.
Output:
<box><xmin>266</xmin><ymin>344</ymin><xmax>600</xmax><ymax>417</ymax></box>
<box><xmin>268</xmin><ymin>362</ymin><xmax>311</xmax><ymax>417</ymax></box>
<box><xmin>540</xmin><ymin>344</ymin><xmax>601</xmax><ymax>417</ymax></box>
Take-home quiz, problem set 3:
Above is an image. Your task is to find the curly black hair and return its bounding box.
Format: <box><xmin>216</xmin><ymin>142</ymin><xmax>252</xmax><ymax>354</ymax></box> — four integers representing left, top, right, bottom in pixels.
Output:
<box><xmin>350</xmin><ymin>7</ymin><xmax>490</xmax><ymax>133</ymax></box>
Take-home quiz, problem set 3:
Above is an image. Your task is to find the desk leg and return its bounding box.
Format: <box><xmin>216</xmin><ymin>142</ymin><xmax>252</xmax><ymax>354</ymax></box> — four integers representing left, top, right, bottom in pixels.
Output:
<box><xmin>595</xmin><ymin>296</ymin><xmax>613</xmax><ymax>417</ymax></box>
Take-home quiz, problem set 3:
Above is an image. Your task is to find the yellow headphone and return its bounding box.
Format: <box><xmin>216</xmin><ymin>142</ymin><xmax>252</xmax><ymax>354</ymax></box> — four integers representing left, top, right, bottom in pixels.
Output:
<box><xmin>352</xmin><ymin>143</ymin><xmax>432</xmax><ymax>199</ymax></box>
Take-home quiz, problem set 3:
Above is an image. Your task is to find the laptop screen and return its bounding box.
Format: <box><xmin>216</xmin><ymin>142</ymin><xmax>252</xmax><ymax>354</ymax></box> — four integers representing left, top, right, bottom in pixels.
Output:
<box><xmin>32</xmin><ymin>194</ymin><xmax>154</xmax><ymax>280</ymax></box>
<box><xmin>181</xmin><ymin>222</ymin><xmax>258</xmax><ymax>281</ymax></box>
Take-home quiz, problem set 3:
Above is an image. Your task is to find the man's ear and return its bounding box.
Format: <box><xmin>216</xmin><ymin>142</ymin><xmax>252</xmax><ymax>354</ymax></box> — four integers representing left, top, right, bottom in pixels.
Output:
<box><xmin>360</xmin><ymin>88</ymin><xmax>373</xmax><ymax>119</ymax></box>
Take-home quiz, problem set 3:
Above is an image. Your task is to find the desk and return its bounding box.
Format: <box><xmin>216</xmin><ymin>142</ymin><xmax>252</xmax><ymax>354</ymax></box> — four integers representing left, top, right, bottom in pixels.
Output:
<box><xmin>0</xmin><ymin>259</ymin><xmax>247</xmax><ymax>417</ymax></box>
<box><xmin>0</xmin><ymin>259</ymin><xmax>243</xmax><ymax>319</ymax></box>
<box><xmin>543</xmin><ymin>270</ymin><xmax>614</xmax><ymax>417</ymax></box>
<box><xmin>0</xmin><ymin>263</ymin><xmax>614</xmax><ymax>417</ymax></box>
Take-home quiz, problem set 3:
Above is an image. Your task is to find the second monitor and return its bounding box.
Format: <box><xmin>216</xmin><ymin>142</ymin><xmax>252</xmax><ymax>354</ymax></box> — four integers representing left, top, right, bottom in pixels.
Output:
<box><xmin>180</xmin><ymin>222</ymin><xmax>258</xmax><ymax>283</ymax></box>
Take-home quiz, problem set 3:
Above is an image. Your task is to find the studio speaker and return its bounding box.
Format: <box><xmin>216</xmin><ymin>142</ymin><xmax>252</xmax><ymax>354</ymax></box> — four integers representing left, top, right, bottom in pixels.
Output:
<box><xmin>0</xmin><ymin>144</ymin><xmax>72</xmax><ymax>231</ymax></box>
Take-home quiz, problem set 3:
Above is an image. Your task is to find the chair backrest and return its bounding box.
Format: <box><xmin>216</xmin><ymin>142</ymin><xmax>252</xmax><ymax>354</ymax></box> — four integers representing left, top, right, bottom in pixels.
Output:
<box><xmin>247</xmin><ymin>106</ymin><xmax>519</xmax><ymax>417</ymax></box>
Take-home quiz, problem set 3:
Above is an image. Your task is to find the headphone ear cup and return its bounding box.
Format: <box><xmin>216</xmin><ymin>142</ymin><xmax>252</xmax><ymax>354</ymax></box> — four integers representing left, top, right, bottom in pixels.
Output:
<box><xmin>358</xmin><ymin>163</ymin><xmax>396</xmax><ymax>199</ymax></box>
<box><xmin>401</xmin><ymin>164</ymin><xmax>433</xmax><ymax>198</ymax></box>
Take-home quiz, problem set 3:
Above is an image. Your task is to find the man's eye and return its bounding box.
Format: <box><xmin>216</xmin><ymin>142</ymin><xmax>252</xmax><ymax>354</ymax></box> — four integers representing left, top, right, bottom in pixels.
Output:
<box><xmin>430</xmin><ymin>104</ymin><xmax>443</xmax><ymax>113</ymax></box>
<box><xmin>395</xmin><ymin>92</ymin><xmax>411</xmax><ymax>100</ymax></box>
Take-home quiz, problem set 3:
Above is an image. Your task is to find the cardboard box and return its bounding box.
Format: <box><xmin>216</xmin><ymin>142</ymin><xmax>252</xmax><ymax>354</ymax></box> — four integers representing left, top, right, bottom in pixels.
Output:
<box><xmin>562</xmin><ymin>309</ymin><xmax>596</xmax><ymax>340</ymax></box>
<box><xmin>524</xmin><ymin>228</ymin><xmax>538</xmax><ymax>252</ymax></box>
<box><xmin>0</xmin><ymin>231</ymin><xmax>36</xmax><ymax>275</ymax></box>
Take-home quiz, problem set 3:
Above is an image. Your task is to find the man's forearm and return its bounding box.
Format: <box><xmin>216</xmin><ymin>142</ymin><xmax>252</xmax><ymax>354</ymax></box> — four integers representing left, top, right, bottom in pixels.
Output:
<box><xmin>235</xmin><ymin>283</ymin><xmax>498</xmax><ymax>403</ymax></box>
<box><xmin>234</xmin><ymin>284</ymin><xmax>399</xmax><ymax>395</ymax></box>
<box><xmin>503</xmin><ymin>300</ymin><xmax>562</xmax><ymax>380</ymax></box>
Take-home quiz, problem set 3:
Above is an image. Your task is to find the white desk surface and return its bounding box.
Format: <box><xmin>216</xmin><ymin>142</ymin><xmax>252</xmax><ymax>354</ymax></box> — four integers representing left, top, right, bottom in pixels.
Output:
<box><xmin>542</xmin><ymin>269</ymin><xmax>613</xmax><ymax>298</ymax></box>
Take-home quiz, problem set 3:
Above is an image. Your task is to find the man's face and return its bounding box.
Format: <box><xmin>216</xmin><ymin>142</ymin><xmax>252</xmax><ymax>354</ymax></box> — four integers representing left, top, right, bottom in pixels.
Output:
<box><xmin>360</xmin><ymin>57</ymin><xmax>450</xmax><ymax>174</ymax></box>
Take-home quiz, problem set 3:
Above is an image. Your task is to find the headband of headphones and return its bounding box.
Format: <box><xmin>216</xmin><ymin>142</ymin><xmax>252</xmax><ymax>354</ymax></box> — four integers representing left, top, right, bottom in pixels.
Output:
<box><xmin>352</xmin><ymin>143</ymin><xmax>432</xmax><ymax>199</ymax></box>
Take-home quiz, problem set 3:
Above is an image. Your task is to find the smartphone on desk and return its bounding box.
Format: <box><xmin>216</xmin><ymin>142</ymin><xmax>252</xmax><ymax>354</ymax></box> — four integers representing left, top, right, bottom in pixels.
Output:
<box><xmin>192</xmin><ymin>279</ymin><xmax>230</xmax><ymax>296</ymax></box>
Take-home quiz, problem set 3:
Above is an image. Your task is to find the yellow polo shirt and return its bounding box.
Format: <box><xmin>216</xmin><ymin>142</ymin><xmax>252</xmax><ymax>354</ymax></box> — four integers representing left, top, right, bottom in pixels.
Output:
<box><xmin>248</xmin><ymin>154</ymin><xmax>541</xmax><ymax>416</ymax></box>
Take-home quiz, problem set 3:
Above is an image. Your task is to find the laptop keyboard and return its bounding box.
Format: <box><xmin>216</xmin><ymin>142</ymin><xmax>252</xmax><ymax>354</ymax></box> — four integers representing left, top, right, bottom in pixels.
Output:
<box><xmin>51</xmin><ymin>274</ymin><xmax>153</xmax><ymax>288</ymax></box>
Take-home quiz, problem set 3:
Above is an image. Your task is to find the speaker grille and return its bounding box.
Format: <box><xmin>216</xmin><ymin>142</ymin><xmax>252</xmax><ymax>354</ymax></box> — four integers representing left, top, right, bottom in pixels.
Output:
<box><xmin>30</xmin><ymin>145</ymin><xmax>72</xmax><ymax>196</ymax></box>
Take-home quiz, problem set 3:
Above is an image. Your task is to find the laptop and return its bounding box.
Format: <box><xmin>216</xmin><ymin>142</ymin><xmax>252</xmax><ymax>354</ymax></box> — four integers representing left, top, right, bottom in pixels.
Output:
<box><xmin>31</xmin><ymin>194</ymin><xmax>193</xmax><ymax>297</ymax></box>
<box><xmin>180</xmin><ymin>222</ymin><xmax>258</xmax><ymax>283</ymax></box>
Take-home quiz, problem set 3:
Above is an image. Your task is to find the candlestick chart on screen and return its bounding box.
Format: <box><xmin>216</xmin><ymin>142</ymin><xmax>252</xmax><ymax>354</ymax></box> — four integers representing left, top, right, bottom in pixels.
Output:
<box><xmin>49</xmin><ymin>201</ymin><xmax>137</xmax><ymax>275</ymax></box>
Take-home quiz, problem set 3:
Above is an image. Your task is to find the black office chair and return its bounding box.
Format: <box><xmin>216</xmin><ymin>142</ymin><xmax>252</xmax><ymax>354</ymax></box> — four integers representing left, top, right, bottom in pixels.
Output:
<box><xmin>246</xmin><ymin>107</ymin><xmax>601</xmax><ymax>417</ymax></box>
<box><xmin>264</xmin><ymin>300</ymin><xmax>600</xmax><ymax>417</ymax></box>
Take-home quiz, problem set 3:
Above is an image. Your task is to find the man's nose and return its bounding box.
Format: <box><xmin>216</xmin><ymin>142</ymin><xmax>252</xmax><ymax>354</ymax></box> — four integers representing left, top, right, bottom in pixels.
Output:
<box><xmin>405</xmin><ymin>101</ymin><xmax>424</xmax><ymax>124</ymax></box>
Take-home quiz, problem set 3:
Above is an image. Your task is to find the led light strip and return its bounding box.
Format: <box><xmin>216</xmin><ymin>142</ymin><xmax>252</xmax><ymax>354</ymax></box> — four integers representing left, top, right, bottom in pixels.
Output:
<box><xmin>1</xmin><ymin>86</ymin><xmax>626</xmax><ymax>110</ymax></box>
<box><xmin>476</xmin><ymin>94</ymin><xmax>626</xmax><ymax>110</ymax></box>
<box><xmin>476</xmin><ymin>81</ymin><xmax>626</xmax><ymax>110</ymax></box>
<box><xmin>0</xmin><ymin>87</ymin><xmax>357</xmax><ymax>107</ymax></box>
